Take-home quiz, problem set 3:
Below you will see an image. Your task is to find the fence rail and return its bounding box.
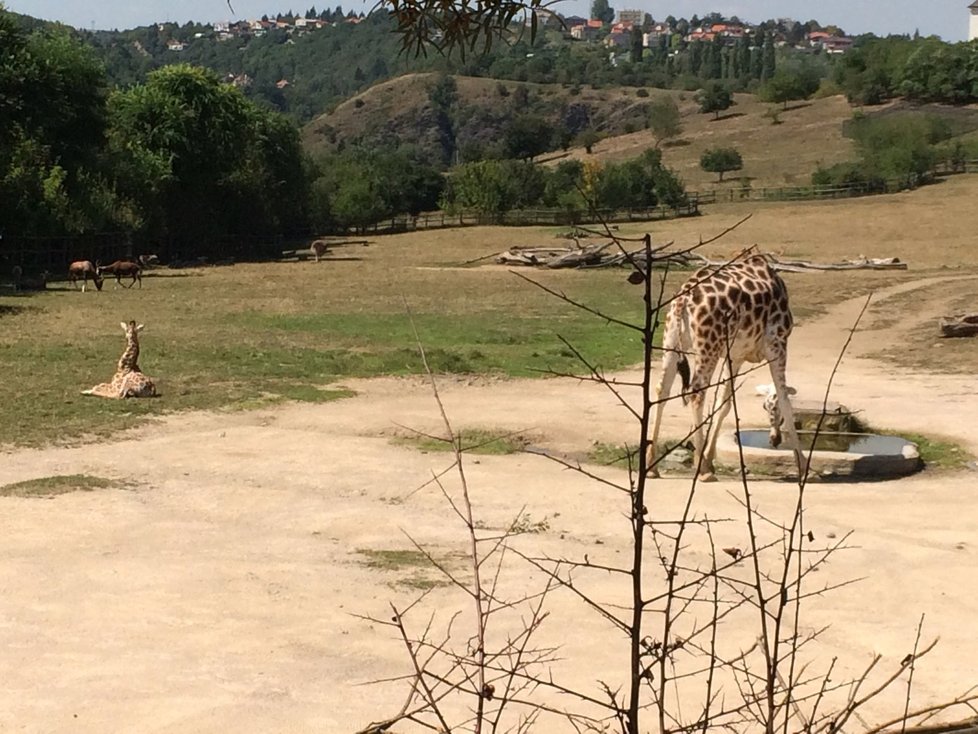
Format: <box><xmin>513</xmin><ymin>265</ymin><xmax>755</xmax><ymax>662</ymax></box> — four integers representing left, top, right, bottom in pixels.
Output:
<box><xmin>348</xmin><ymin>202</ymin><xmax>701</xmax><ymax>235</ymax></box>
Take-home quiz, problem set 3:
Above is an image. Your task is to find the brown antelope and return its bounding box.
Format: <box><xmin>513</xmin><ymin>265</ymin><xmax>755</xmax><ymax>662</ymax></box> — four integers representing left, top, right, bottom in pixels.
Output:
<box><xmin>310</xmin><ymin>239</ymin><xmax>330</xmax><ymax>262</ymax></box>
<box><xmin>97</xmin><ymin>260</ymin><xmax>142</xmax><ymax>289</ymax></box>
<box><xmin>68</xmin><ymin>261</ymin><xmax>103</xmax><ymax>292</ymax></box>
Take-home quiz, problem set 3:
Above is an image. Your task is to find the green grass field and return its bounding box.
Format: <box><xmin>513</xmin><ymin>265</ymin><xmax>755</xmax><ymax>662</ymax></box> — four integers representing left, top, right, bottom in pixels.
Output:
<box><xmin>4</xmin><ymin>173</ymin><xmax>978</xmax><ymax>450</ymax></box>
<box><xmin>0</xmin><ymin>241</ymin><xmax>646</xmax><ymax>447</ymax></box>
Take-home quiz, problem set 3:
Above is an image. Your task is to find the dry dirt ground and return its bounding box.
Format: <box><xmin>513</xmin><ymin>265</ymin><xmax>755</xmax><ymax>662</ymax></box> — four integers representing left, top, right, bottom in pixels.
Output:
<box><xmin>1</xmin><ymin>274</ymin><xmax>978</xmax><ymax>732</ymax></box>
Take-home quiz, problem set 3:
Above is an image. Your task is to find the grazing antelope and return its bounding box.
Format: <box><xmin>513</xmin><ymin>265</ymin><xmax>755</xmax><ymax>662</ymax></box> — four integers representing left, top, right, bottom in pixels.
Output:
<box><xmin>82</xmin><ymin>320</ymin><xmax>157</xmax><ymax>399</ymax></box>
<box><xmin>310</xmin><ymin>239</ymin><xmax>330</xmax><ymax>262</ymax></box>
<box><xmin>97</xmin><ymin>260</ymin><xmax>142</xmax><ymax>289</ymax></box>
<box><xmin>68</xmin><ymin>261</ymin><xmax>103</xmax><ymax>292</ymax></box>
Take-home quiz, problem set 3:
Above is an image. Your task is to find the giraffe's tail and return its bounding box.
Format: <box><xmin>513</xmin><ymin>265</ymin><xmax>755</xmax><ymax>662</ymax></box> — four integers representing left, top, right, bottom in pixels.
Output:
<box><xmin>675</xmin><ymin>298</ymin><xmax>694</xmax><ymax>403</ymax></box>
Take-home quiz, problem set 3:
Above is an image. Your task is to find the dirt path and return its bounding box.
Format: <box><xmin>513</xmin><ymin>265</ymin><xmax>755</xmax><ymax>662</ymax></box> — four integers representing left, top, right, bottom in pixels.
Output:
<box><xmin>1</xmin><ymin>277</ymin><xmax>977</xmax><ymax>732</ymax></box>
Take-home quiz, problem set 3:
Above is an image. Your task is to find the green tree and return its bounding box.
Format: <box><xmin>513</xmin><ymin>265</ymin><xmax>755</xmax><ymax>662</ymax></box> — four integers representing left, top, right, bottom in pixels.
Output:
<box><xmin>503</xmin><ymin>114</ymin><xmax>553</xmax><ymax>160</ymax></box>
<box><xmin>759</xmin><ymin>60</ymin><xmax>822</xmax><ymax>109</ymax></box>
<box><xmin>0</xmin><ymin>11</ymin><xmax>114</xmax><ymax>234</ymax></box>
<box><xmin>648</xmin><ymin>96</ymin><xmax>682</xmax><ymax>148</ymax></box>
<box><xmin>576</xmin><ymin>128</ymin><xmax>601</xmax><ymax>154</ymax></box>
<box><xmin>849</xmin><ymin>114</ymin><xmax>946</xmax><ymax>182</ymax></box>
<box><xmin>700</xmin><ymin>146</ymin><xmax>743</xmax><ymax>182</ymax></box>
<box><xmin>444</xmin><ymin>159</ymin><xmax>542</xmax><ymax>215</ymax></box>
<box><xmin>695</xmin><ymin>81</ymin><xmax>733</xmax><ymax>120</ymax></box>
<box><xmin>108</xmin><ymin>64</ymin><xmax>306</xmax><ymax>254</ymax></box>
<box><xmin>629</xmin><ymin>26</ymin><xmax>643</xmax><ymax>64</ymax></box>
<box><xmin>761</xmin><ymin>31</ymin><xmax>776</xmax><ymax>80</ymax></box>
<box><xmin>591</xmin><ymin>0</ymin><xmax>614</xmax><ymax>25</ymax></box>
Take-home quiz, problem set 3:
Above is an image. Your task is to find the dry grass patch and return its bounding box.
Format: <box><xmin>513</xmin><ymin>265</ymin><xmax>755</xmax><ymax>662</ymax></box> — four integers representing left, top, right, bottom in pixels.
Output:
<box><xmin>0</xmin><ymin>474</ymin><xmax>131</xmax><ymax>498</ymax></box>
<box><xmin>356</xmin><ymin>547</ymin><xmax>464</xmax><ymax>590</ymax></box>
<box><xmin>393</xmin><ymin>426</ymin><xmax>530</xmax><ymax>455</ymax></box>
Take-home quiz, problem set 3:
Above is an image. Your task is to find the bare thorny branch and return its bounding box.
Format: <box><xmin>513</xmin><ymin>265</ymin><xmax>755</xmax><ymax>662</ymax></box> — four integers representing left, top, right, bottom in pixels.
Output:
<box><xmin>357</xmin><ymin>219</ymin><xmax>976</xmax><ymax>734</ymax></box>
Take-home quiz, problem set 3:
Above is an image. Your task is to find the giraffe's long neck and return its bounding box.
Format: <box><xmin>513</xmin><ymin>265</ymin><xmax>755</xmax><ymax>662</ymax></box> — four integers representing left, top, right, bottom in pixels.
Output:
<box><xmin>118</xmin><ymin>332</ymin><xmax>140</xmax><ymax>372</ymax></box>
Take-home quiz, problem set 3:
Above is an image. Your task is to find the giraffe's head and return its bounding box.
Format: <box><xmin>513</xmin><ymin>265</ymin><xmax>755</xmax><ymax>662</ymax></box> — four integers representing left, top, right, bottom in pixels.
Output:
<box><xmin>120</xmin><ymin>321</ymin><xmax>145</xmax><ymax>335</ymax></box>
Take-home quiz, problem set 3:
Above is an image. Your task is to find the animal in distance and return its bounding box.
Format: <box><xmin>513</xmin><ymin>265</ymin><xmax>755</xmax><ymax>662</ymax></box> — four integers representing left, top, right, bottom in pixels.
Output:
<box><xmin>82</xmin><ymin>321</ymin><xmax>157</xmax><ymax>399</ymax></box>
<box><xmin>310</xmin><ymin>240</ymin><xmax>330</xmax><ymax>262</ymax></box>
<box><xmin>647</xmin><ymin>253</ymin><xmax>806</xmax><ymax>481</ymax></box>
<box><xmin>97</xmin><ymin>260</ymin><xmax>142</xmax><ymax>288</ymax></box>
<box><xmin>68</xmin><ymin>261</ymin><xmax>103</xmax><ymax>292</ymax></box>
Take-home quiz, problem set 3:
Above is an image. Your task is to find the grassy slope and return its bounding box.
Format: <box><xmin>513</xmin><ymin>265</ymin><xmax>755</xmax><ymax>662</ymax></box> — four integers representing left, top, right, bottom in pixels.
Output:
<box><xmin>563</xmin><ymin>92</ymin><xmax>856</xmax><ymax>190</ymax></box>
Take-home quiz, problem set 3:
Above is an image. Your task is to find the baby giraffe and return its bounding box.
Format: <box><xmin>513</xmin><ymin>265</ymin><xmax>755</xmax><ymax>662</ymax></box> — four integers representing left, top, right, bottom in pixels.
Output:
<box><xmin>82</xmin><ymin>321</ymin><xmax>158</xmax><ymax>399</ymax></box>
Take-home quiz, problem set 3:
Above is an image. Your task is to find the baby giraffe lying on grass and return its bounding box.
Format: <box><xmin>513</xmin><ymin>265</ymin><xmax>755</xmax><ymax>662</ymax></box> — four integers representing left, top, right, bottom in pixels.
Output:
<box><xmin>82</xmin><ymin>321</ymin><xmax>158</xmax><ymax>399</ymax></box>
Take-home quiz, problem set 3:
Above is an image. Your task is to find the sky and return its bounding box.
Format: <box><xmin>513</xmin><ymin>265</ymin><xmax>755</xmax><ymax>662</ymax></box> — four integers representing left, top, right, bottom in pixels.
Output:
<box><xmin>2</xmin><ymin>0</ymin><xmax>970</xmax><ymax>41</ymax></box>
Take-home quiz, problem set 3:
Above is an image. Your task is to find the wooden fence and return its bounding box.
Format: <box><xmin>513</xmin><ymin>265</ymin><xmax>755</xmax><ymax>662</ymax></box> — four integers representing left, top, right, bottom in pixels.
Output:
<box><xmin>0</xmin><ymin>233</ymin><xmax>135</xmax><ymax>277</ymax></box>
<box><xmin>687</xmin><ymin>159</ymin><xmax>978</xmax><ymax>206</ymax></box>
<box><xmin>348</xmin><ymin>201</ymin><xmax>701</xmax><ymax>235</ymax></box>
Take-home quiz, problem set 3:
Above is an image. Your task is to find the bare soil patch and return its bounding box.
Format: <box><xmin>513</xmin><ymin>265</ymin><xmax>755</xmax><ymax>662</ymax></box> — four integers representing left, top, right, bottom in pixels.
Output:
<box><xmin>1</xmin><ymin>276</ymin><xmax>978</xmax><ymax>731</ymax></box>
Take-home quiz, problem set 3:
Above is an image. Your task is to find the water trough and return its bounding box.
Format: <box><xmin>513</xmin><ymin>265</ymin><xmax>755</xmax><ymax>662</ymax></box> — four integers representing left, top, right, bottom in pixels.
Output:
<box><xmin>715</xmin><ymin>400</ymin><xmax>923</xmax><ymax>479</ymax></box>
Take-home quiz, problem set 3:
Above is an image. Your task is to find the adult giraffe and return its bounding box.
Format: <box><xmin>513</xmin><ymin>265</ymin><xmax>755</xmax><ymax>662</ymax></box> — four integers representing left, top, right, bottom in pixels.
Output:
<box><xmin>646</xmin><ymin>252</ymin><xmax>807</xmax><ymax>481</ymax></box>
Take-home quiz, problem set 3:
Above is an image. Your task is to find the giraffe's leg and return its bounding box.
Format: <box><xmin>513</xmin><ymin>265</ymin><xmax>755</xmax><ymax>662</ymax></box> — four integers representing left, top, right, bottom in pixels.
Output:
<box><xmin>647</xmin><ymin>306</ymin><xmax>685</xmax><ymax>477</ymax></box>
<box><xmin>647</xmin><ymin>349</ymin><xmax>679</xmax><ymax>478</ymax></box>
<box><xmin>765</xmin><ymin>342</ymin><xmax>808</xmax><ymax>480</ymax></box>
<box><xmin>686</xmin><ymin>346</ymin><xmax>720</xmax><ymax>482</ymax></box>
<box><xmin>701</xmin><ymin>356</ymin><xmax>745</xmax><ymax>481</ymax></box>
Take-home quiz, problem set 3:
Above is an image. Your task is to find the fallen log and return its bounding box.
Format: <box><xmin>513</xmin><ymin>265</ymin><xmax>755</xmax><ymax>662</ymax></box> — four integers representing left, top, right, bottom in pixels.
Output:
<box><xmin>769</xmin><ymin>256</ymin><xmax>908</xmax><ymax>272</ymax></box>
<box><xmin>939</xmin><ymin>313</ymin><xmax>978</xmax><ymax>338</ymax></box>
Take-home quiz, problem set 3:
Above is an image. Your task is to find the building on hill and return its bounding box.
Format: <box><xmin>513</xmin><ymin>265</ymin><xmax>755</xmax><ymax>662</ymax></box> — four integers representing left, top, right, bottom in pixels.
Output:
<box><xmin>970</xmin><ymin>0</ymin><xmax>978</xmax><ymax>41</ymax></box>
<box><xmin>807</xmin><ymin>30</ymin><xmax>853</xmax><ymax>53</ymax></box>
<box><xmin>616</xmin><ymin>9</ymin><xmax>643</xmax><ymax>25</ymax></box>
<box><xmin>571</xmin><ymin>23</ymin><xmax>599</xmax><ymax>40</ymax></box>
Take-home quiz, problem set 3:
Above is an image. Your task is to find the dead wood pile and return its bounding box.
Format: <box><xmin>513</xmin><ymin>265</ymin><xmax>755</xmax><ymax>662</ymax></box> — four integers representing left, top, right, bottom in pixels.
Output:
<box><xmin>939</xmin><ymin>313</ymin><xmax>978</xmax><ymax>338</ymax></box>
<box><xmin>494</xmin><ymin>241</ymin><xmax>908</xmax><ymax>273</ymax></box>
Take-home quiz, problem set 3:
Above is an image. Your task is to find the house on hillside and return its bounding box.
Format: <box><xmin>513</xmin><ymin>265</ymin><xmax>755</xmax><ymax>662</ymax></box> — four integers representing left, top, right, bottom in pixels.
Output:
<box><xmin>571</xmin><ymin>24</ymin><xmax>599</xmax><ymax>40</ymax></box>
<box><xmin>604</xmin><ymin>30</ymin><xmax>631</xmax><ymax>47</ymax></box>
<box><xmin>166</xmin><ymin>39</ymin><xmax>186</xmax><ymax>51</ymax></box>
<box><xmin>807</xmin><ymin>30</ymin><xmax>853</xmax><ymax>53</ymax></box>
<box><xmin>685</xmin><ymin>28</ymin><xmax>717</xmax><ymax>42</ymax></box>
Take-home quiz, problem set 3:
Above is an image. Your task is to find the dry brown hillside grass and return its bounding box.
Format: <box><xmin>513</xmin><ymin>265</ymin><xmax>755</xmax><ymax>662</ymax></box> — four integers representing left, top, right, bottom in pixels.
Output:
<box><xmin>552</xmin><ymin>91</ymin><xmax>856</xmax><ymax>190</ymax></box>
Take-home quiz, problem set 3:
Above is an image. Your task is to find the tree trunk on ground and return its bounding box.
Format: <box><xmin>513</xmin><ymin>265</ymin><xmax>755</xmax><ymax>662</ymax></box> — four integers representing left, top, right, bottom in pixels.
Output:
<box><xmin>939</xmin><ymin>313</ymin><xmax>978</xmax><ymax>338</ymax></box>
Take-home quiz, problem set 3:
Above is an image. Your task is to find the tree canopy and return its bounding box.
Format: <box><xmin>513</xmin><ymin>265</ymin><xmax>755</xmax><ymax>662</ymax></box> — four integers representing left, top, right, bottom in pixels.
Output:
<box><xmin>700</xmin><ymin>146</ymin><xmax>743</xmax><ymax>182</ymax></box>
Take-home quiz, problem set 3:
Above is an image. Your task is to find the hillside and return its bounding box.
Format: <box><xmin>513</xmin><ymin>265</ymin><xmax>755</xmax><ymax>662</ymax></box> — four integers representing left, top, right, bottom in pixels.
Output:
<box><xmin>302</xmin><ymin>73</ymin><xmax>660</xmax><ymax>162</ymax></box>
<box><xmin>303</xmin><ymin>74</ymin><xmax>858</xmax><ymax>189</ymax></box>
